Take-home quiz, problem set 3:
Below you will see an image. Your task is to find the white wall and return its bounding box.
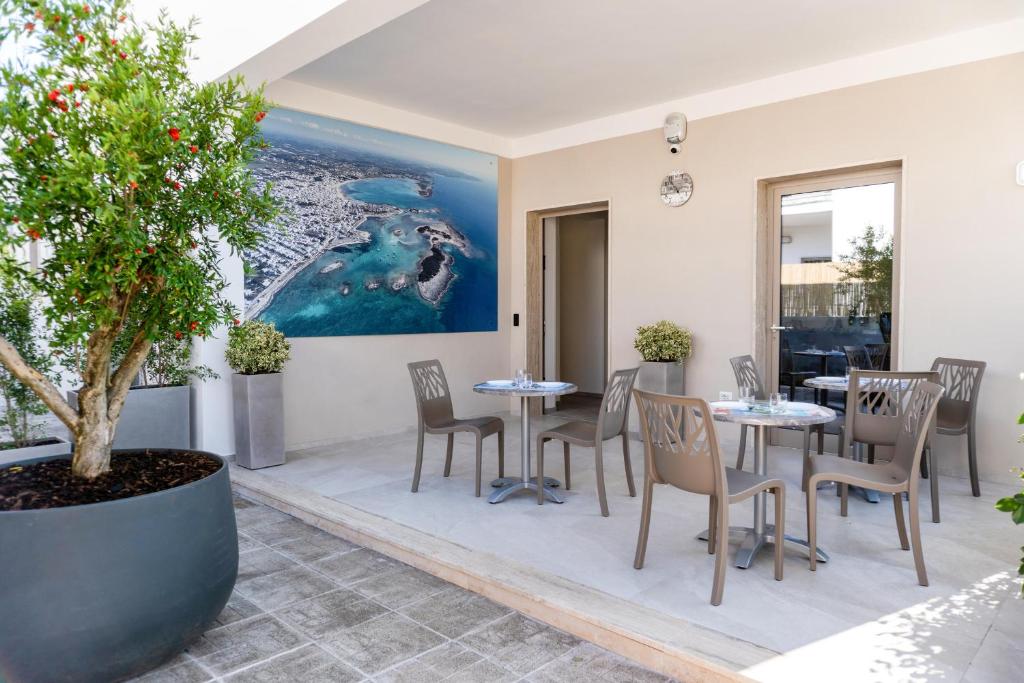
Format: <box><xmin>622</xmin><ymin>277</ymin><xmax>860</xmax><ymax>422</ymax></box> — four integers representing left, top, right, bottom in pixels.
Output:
<box><xmin>508</xmin><ymin>54</ymin><xmax>1024</xmax><ymax>485</ymax></box>
<box><xmin>556</xmin><ymin>213</ymin><xmax>608</xmax><ymax>395</ymax></box>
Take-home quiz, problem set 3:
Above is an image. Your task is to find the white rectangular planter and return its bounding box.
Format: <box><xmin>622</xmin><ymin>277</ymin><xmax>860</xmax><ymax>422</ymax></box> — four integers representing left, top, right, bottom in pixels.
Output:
<box><xmin>637</xmin><ymin>361</ymin><xmax>686</xmax><ymax>396</ymax></box>
<box><xmin>0</xmin><ymin>436</ymin><xmax>72</xmax><ymax>467</ymax></box>
<box><xmin>232</xmin><ymin>373</ymin><xmax>285</xmax><ymax>469</ymax></box>
<box><xmin>68</xmin><ymin>385</ymin><xmax>191</xmax><ymax>451</ymax></box>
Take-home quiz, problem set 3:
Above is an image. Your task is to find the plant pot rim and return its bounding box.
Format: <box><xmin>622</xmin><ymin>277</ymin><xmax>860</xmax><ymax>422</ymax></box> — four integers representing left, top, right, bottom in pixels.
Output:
<box><xmin>0</xmin><ymin>435</ymin><xmax>69</xmax><ymax>450</ymax></box>
<box><xmin>0</xmin><ymin>448</ymin><xmax>227</xmax><ymax>515</ymax></box>
<box><xmin>233</xmin><ymin>371</ymin><xmax>283</xmax><ymax>376</ymax></box>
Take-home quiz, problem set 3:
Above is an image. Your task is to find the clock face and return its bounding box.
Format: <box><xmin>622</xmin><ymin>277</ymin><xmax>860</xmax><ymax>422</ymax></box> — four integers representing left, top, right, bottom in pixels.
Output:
<box><xmin>660</xmin><ymin>171</ymin><xmax>693</xmax><ymax>207</ymax></box>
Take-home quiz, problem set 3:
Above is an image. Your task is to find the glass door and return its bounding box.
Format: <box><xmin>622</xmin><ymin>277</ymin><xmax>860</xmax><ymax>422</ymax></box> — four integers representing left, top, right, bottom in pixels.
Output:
<box><xmin>768</xmin><ymin>167</ymin><xmax>900</xmax><ymax>437</ymax></box>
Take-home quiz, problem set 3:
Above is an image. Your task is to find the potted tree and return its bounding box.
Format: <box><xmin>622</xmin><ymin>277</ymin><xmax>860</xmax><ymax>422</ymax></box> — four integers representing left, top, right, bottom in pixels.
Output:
<box><xmin>226</xmin><ymin>319</ymin><xmax>290</xmax><ymax>469</ymax></box>
<box><xmin>0</xmin><ymin>274</ymin><xmax>69</xmax><ymax>465</ymax></box>
<box><xmin>634</xmin><ymin>320</ymin><xmax>693</xmax><ymax>395</ymax></box>
<box><xmin>0</xmin><ymin>2</ymin><xmax>278</xmax><ymax>681</ymax></box>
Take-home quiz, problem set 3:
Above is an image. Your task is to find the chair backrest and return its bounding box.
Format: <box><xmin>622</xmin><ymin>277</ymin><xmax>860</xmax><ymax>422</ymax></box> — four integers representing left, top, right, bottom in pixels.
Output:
<box><xmin>844</xmin><ymin>369</ymin><xmax>939</xmax><ymax>448</ymax></box>
<box><xmin>889</xmin><ymin>381</ymin><xmax>945</xmax><ymax>479</ymax></box>
<box><xmin>729</xmin><ymin>355</ymin><xmax>766</xmax><ymax>400</ymax></box>
<box><xmin>865</xmin><ymin>343</ymin><xmax>890</xmax><ymax>371</ymax></box>
<box><xmin>633</xmin><ymin>390</ymin><xmax>725</xmax><ymax>497</ymax></box>
<box><xmin>930</xmin><ymin>357</ymin><xmax>986</xmax><ymax>430</ymax></box>
<box><xmin>844</xmin><ymin>345</ymin><xmax>874</xmax><ymax>371</ymax></box>
<box><xmin>407</xmin><ymin>360</ymin><xmax>455</xmax><ymax>428</ymax></box>
<box><xmin>596</xmin><ymin>368</ymin><xmax>640</xmax><ymax>440</ymax></box>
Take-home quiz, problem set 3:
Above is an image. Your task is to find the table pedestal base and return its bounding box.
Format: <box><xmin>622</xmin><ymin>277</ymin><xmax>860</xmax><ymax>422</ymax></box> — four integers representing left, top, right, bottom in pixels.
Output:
<box><xmin>696</xmin><ymin>525</ymin><xmax>829</xmax><ymax>569</ymax></box>
<box><xmin>491</xmin><ymin>476</ymin><xmax>561</xmax><ymax>489</ymax></box>
<box><xmin>489</xmin><ymin>481</ymin><xmax>564</xmax><ymax>504</ymax></box>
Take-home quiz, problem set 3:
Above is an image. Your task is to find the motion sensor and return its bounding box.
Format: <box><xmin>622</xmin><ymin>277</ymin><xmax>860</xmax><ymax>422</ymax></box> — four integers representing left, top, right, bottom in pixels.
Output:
<box><xmin>669</xmin><ymin>144</ymin><xmax>681</xmax><ymax>154</ymax></box>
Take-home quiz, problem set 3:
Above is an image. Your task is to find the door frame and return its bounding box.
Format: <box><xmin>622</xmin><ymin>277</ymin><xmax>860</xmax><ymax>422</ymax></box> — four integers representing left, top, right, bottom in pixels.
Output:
<box><xmin>526</xmin><ymin>200</ymin><xmax>611</xmax><ymax>414</ymax></box>
<box><xmin>755</xmin><ymin>161</ymin><xmax>903</xmax><ymax>397</ymax></box>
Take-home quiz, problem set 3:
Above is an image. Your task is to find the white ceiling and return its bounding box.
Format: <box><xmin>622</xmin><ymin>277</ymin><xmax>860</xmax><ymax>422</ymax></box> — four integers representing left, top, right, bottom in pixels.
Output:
<box><xmin>287</xmin><ymin>0</ymin><xmax>1023</xmax><ymax>138</ymax></box>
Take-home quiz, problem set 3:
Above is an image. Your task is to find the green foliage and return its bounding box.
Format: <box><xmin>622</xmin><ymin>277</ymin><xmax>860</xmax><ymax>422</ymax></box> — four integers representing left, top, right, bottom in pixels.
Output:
<box><xmin>0</xmin><ymin>0</ymin><xmax>278</xmax><ymax>368</ymax></box>
<box><xmin>995</xmin><ymin>411</ymin><xmax>1024</xmax><ymax>593</ymax></box>
<box><xmin>634</xmin><ymin>320</ymin><xmax>693</xmax><ymax>363</ymax></box>
<box><xmin>225</xmin><ymin>320</ymin><xmax>290</xmax><ymax>375</ymax></box>
<box><xmin>836</xmin><ymin>225</ymin><xmax>893</xmax><ymax>316</ymax></box>
<box><xmin>109</xmin><ymin>308</ymin><xmax>217</xmax><ymax>387</ymax></box>
<box><xmin>0</xmin><ymin>275</ymin><xmax>59</xmax><ymax>448</ymax></box>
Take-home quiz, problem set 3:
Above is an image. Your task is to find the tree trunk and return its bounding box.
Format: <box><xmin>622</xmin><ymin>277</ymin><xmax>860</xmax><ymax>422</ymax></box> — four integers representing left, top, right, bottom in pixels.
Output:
<box><xmin>72</xmin><ymin>383</ymin><xmax>112</xmax><ymax>479</ymax></box>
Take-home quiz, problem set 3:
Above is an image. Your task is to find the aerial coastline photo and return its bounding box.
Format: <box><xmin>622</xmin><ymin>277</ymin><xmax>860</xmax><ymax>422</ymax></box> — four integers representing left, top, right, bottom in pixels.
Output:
<box><xmin>244</xmin><ymin>108</ymin><xmax>498</xmax><ymax>337</ymax></box>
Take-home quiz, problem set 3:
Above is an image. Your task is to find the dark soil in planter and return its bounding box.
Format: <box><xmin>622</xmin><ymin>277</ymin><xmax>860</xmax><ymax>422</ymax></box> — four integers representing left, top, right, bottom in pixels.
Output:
<box><xmin>0</xmin><ymin>450</ymin><xmax>220</xmax><ymax>511</ymax></box>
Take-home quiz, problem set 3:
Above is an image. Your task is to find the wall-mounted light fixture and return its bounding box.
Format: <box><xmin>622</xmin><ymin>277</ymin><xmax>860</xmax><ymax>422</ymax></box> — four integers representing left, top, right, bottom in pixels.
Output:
<box><xmin>664</xmin><ymin>112</ymin><xmax>687</xmax><ymax>154</ymax></box>
<box><xmin>1016</xmin><ymin>160</ymin><xmax>1024</xmax><ymax>186</ymax></box>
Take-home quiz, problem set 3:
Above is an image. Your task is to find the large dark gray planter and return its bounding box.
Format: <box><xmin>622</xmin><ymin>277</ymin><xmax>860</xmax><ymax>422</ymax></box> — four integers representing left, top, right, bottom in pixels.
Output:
<box><xmin>638</xmin><ymin>361</ymin><xmax>686</xmax><ymax>395</ymax></box>
<box><xmin>0</xmin><ymin>450</ymin><xmax>238</xmax><ymax>683</ymax></box>
<box><xmin>232</xmin><ymin>373</ymin><xmax>285</xmax><ymax>469</ymax></box>
<box><xmin>0</xmin><ymin>435</ymin><xmax>71</xmax><ymax>467</ymax></box>
<box><xmin>68</xmin><ymin>384</ymin><xmax>191</xmax><ymax>450</ymax></box>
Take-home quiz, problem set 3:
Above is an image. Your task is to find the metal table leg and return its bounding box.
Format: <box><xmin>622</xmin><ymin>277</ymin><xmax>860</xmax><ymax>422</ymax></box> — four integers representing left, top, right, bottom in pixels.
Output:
<box><xmin>489</xmin><ymin>395</ymin><xmax>564</xmax><ymax>504</ymax></box>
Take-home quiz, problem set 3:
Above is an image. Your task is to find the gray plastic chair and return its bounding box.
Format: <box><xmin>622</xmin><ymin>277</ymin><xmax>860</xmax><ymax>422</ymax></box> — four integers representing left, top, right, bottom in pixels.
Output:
<box><xmin>844</xmin><ymin>345</ymin><xmax>874</xmax><ymax>371</ymax></box>
<box><xmin>632</xmin><ymin>390</ymin><xmax>785</xmax><ymax>605</ymax></box>
<box><xmin>839</xmin><ymin>369</ymin><xmax>940</xmax><ymax>521</ymax></box>
<box><xmin>930</xmin><ymin>358</ymin><xmax>986</xmax><ymax>498</ymax></box>
<box><xmin>536</xmin><ymin>368</ymin><xmax>639</xmax><ymax>516</ymax></box>
<box><xmin>730</xmin><ymin>355</ymin><xmax>821</xmax><ymax>485</ymax></box>
<box><xmin>807</xmin><ymin>381</ymin><xmax>944</xmax><ymax>586</ymax></box>
<box><xmin>408</xmin><ymin>360</ymin><xmax>504</xmax><ymax>497</ymax></box>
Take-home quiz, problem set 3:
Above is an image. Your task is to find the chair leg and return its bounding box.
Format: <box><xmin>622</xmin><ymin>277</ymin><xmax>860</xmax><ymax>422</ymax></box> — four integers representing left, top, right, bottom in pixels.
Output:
<box><xmin>840</xmin><ymin>482</ymin><xmax>848</xmax><ymax>517</ymax></box>
<box><xmin>536</xmin><ymin>437</ymin><xmax>545</xmax><ymax>505</ymax></box>
<box><xmin>817</xmin><ymin>424</ymin><xmax>824</xmax><ymax>456</ymax></box>
<box><xmin>474</xmin><ymin>434</ymin><xmax>482</xmax><ymax>498</ymax></box>
<box><xmin>908</xmin><ymin>483</ymin><xmax>929</xmax><ymax>586</ymax></box>
<box><xmin>707</xmin><ymin>496</ymin><xmax>717</xmax><ymax>555</ymax></box>
<box><xmin>443</xmin><ymin>433</ymin><xmax>454</xmax><ymax>477</ymax></box>
<box><xmin>968</xmin><ymin>424</ymin><xmax>980</xmax><ymax>497</ymax></box>
<box><xmin>807</xmin><ymin>477</ymin><xmax>819</xmax><ymax>572</ymax></box>
<box><xmin>710</xmin><ymin>495</ymin><xmax>729</xmax><ymax>605</ymax></box>
<box><xmin>633</xmin><ymin>478</ymin><xmax>655</xmax><ymax>569</ymax></box>
<box><xmin>498</xmin><ymin>430</ymin><xmax>505</xmax><ymax>478</ymax></box>
<box><xmin>736</xmin><ymin>424</ymin><xmax>747</xmax><ymax>471</ymax></box>
<box><xmin>927</xmin><ymin>447</ymin><xmax>940</xmax><ymax>523</ymax></box>
<box><xmin>774</xmin><ymin>486</ymin><xmax>785</xmax><ymax>581</ymax></box>
<box><xmin>801</xmin><ymin>426</ymin><xmax>811</xmax><ymax>493</ymax></box>
<box><xmin>622</xmin><ymin>433</ymin><xmax>636</xmax><ymax>497</ymax></box>
<box><xmin>595</xmin><ymin>442</ymin><xmax>609</xmax><ymax>517</ymax></box>
<box><xmin>867</xmin><ymin>444</ymin><xmax>875</xmax><ymax>465</ymax></box>
<box><xmin>411</xmin><ymin>428</ymin><xmax>425</xmax><ymax>493</ymax></box>
<box><xmin>893</xmin><ymin>493</ymin><xmax>910</xmax><ymax>550</ymax></box>
<box><xmin>563</xmin><ymin>442</ymin><xmax>571</xmax><ymax>490</ymax></box>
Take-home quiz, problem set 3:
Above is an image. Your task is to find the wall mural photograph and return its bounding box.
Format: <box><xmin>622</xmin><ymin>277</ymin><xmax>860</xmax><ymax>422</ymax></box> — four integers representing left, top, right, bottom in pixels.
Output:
<box><xmin>244</xmin><ymin>108</ymin><xmax>498</xmax><ymax>337</ymax></box>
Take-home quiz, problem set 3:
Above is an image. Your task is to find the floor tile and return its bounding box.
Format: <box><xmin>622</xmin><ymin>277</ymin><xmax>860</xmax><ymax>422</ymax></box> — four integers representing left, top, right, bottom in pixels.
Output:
<box><xmin>311</xmin><ymin>547</ymin><xmax>404</xmax><ymax>585</ymax></box>
<box><xmin>276</xmin><ymin>588</ymin><xmax>389</xmax><ymax>639</ymax></box>
<box><xmin>236</xmin><ymin>564</ymin><xmax>338</xmax><ymax>611</ymax></box>
<box><xmin>459</xmin><ymin>613</ymin><xmax>580</xmax><ymax>676</ymax></box>
<box><xmin>351</xmin><ymin>564</ymin><xmax>450</xmax><ymax>609</ymax></box>
<box><xmin>445</xmin><ymin>658</ymin><xmax>520</xmax><ymax>682</ymax></box>
<box><xmin>128</xmin><ymin>656</ymin><xmax>213</xmax><ymax>683</ymax></box>
<box><xmin>274</xmin><ymin>528</ymin><xmax>359</xmax><ymax>564</ymax></box>
<box><xmin>400</xmin><ymin>586</ymin><xmax>512</xmax><ymax>638</ymax></box>
<box><xmin>188</xmin><ymin>614</ymin><xmax>309</xmax><ymax>675</ymax></box>
<box><xmin>214</xmin><ymin>592</ymin><xmax>265</xmax><ymax>628</ymax></box>
<box><xmin>234</xmin><ymin>503</ymin><xmax>294</xmax><ymax>531</ymax></box>
<box><xmin>527</xmin><ymin>643</ymin><xmax>669</xmax><ymax>682</ymax></box>
<box><xmin>321</xmin><ymin>613</ymin><xmax>445</xmax><ymax>675</ymax></box>
<box><xmin>245</xmin><ymin>518</ymin><xmax>318</xmax><ymax>546</ymax></box>
<box><xmin>223</xmin><ymin>644</ymin><xmax>362</xmax><ymax>683</ymax></box>
<box><xmin>375</xmin><ymin>642</ymin><xmax>483</xmax><ymax>682</ymax></box>
<box><xmin>237</xmin><ymin>531</ymin><xmax>262</xmax><ymax>554</ymax></box>
<box><xmin>236</xmin><ymin>547</ymin><xmax>297</xmax><ymax>583</ymax></box>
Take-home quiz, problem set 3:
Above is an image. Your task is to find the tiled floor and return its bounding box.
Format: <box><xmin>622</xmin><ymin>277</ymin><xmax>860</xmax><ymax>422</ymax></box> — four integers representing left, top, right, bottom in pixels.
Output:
<box><xmin>132</xmin><ymin>494</ymin><xmax>673</xmax><ymax>682</ymax></box>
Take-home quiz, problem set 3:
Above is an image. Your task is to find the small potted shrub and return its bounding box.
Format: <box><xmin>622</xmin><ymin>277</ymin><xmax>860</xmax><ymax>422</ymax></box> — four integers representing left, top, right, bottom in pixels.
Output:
<box><xmin>634</xmin><ymin>320</ymin><xmax>694</xmax><ymax>395</ymax></box>
<box><xmin>226</xmin><ymin>320</ymin><xmax>291</xmax><ymax>469</ymax></box>
<box><xmin>0</xmin><ymin>276</ymin><xmax>68</xmax><ymax>465</ymax></box>
<box><xmin>994</xmin><ymin>410</ymin><xmax>1024</xmax><ymax>594</ymax></box>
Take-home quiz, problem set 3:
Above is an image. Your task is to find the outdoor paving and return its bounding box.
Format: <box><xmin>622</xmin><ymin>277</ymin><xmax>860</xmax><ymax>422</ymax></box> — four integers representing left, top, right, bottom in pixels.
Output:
<box><xmin>131</xmin><ymin>494</ymin><xmax>673</xmax><ymax>683</ymax></box>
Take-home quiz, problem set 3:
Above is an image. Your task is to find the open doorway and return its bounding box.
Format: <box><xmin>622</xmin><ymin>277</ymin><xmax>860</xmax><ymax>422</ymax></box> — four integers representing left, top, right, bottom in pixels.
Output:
<box><xmin>541</xmin><ymin>210</ymin><xmax>609</xmax><ymax>415</ymax></box>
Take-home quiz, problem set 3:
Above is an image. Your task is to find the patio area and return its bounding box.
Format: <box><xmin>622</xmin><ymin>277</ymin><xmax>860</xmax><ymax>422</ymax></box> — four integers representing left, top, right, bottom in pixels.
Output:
<box><xmin>133</xmin><ymin>493</ymin><xmax>671</xmax><ymax>682</ymax></box>
<box><xmin>232</xmin><ymin>411</ymin><xmax>1022</xmax><ymax>682</ymax></box>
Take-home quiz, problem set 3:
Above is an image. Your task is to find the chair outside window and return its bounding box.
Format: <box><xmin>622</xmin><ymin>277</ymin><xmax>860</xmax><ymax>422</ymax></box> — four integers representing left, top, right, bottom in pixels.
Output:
<box><xmin>780</xmin><ymin>341</ymin><xmax>816</xmax><ymax>402</ymax></box>
<box><xmin>536</xmin><ymin>368</ymin><xmax>639</xmax><ymax>516</ymax></box>
<box><xmin>408</xmin><ymin>360</ymin><xmax>504</xmax><ymax>497</ymax></box>
<box><xmin>632</xmin><ymin>390</ymin><xmax>785</xmax><ymax>605</ymax></box>
<box><xmin>839</xmin><ymin>369</ymin><xmax>941</xmax><ymax>521</ymax></box>
<box><xmin>806</xmin><ymin>381</ymin><xmax>944</xmax><ymax>586</ymax></box>
<box><xmin>843</xmin><ymin>345</ymin><xmax>874</xmax><ymax>371</ymax></box>
<box><xmin>865</xmin><ymin>343</ymin><xmax>890</xmax><ymax>371</ymax></box>
<box><xmin>930</xmin><ymin>357</ymin><xmax>986</xmax><ymax>497</ymax></box>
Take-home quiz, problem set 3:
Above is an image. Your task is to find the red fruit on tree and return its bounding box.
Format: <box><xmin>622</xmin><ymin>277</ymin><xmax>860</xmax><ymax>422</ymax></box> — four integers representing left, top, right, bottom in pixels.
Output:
<box><xmin>134</xmin><ymin>248</ymin><xmax>142</xmax><ymax>255</ymax></box>
<box><xmin>48</xmin><ymin>89</ymin><xmax>60</xmax><ymax>102</ymax></box>
<box><xmin>146</xmin><ymin>245</ymin><xmax>156</xmax><ymax>254</ymax></box>
<box><xmin>173</xmin><ymin>182</ymin><xmax>182</xmax><ymax>191</ymax></box>
<box><xmin>66</xmin><ymin>84</ymin><xmax>74</xmax><ymax>92</ymax></box>
<box><xmin>83</xmin><ymin>4</ymin><xmax>91</xmax><ymax>13</ymax></box>
<box><xmin>174</xmin><ymin>331</ymin><xmax>183</xmax><ymax>340</ymax></box>
<box><xmin>51</xmin><ymin>14</ymin><xmax>60</xmax><ymax>23</ymax></box>
<box><xmin>255</xmin><ymin>111</ymin><xmax>267</xmax><ymax>122</ymax></box>
<box><xmin>24</xmin><ymin>22</ymin><xmax>35</xmax><ymax>31</ymax></box>
<box><xmin>12</xmin><ymin>217</ymin><xmax>20</xmax><ymax>223</ymax></box>
<box><xmin>189</xmin><ymin>321</ymin><xmax>198</xmax><ymax>331</ymax></box>
<box><xmin>119</xmin><ymin>13</ymin><xmax>126</xmax><ymax>21</ymax></box>
<box><xmin>119</xmin><ymin>51</ymin><xmax>127</xmax><ymax>60</ymax></box>
<box><xmin>233</xmin><ymin>318</ymin><xmax>241</xmax><ymax>326</ymax></box>
<box><xmin>76</xmin><ymin>34</ymin><xmax>86</xmax><ymax>43</ymax></box>
<box><xmin>129</xmin><ymin>181</ymin><xmax>138</xmax><ymax>190</ymax></box>
<box><xmin>168</xmin><ymin>127</ymin><xmax>180</xmax><ymax>141</ymax></box>
<box><xmin>74</xmin><ymin>102</ymin><xmax>81</xmax><ymax>109</ymax></box>
<box><xmin>27</xmin><ymin>229</ymin><xmax>41</xmax><ymax>240</ymax></box>
<box><xmin>110</xmin><ymin>38</ymin><xmax>117</xmax><ymax>45</ymax></box>
<box><xmin>189</xmin><ymin>145</ymin><xmax>198</xmax><ymax>154</ymax></box>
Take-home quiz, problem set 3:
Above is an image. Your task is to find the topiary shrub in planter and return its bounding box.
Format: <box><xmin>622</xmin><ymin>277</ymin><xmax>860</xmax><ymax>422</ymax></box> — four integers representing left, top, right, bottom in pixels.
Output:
<box><xmin>0</xmin><ymin>1</ymin><xmax>279</xmax><ymax>681</ymax></box>
<box><xmin>634</xmin><ymin>320</ymin><xmax>693</xmax><ymax>395</ymax></box>
<box><xmin>226</xmin><ymin>320</ymin><xmax>290</xmax><ymax>469</ymax></box>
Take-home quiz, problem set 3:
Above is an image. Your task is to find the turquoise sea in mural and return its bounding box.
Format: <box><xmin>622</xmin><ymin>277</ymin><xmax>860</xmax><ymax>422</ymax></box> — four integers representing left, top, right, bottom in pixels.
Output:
<box><xmin>244</xmin><ymin>108</ymin><xmax>498</xmax><ymax>337</ymax></box>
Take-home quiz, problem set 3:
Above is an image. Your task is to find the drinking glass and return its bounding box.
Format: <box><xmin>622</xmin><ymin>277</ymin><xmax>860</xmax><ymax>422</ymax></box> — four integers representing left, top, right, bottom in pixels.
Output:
<box><xmin>523</xmin><ymin>373</ymin><xmax>533</xmax><ymax>388</ymax></box>
<box><xmin>739</xmin><ymin>386</ymin><xmax>755</xmax><ymax>406</ymax></box>
<box><xmin>770</xmin><ymin>392</ymin><xmax>786</xmax><ymax>412</ymax></box>
<box><xmin>514</xmin><ymin>369</ymin><xmax>526</xmax><ymax>386</ymax></box>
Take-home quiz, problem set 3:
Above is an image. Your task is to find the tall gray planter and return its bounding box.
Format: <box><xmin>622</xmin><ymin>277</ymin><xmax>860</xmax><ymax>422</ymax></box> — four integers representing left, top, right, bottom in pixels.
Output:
<box><xmin>68</xmin><ymin>384</ymin><xmax>191</xmax><ymax>450</ymax></box>
<box><xmin>233</xmin><ymin>372</ymin><xmax>285</xmax><ymax>469</ymax></box>
<box><xmin>638</xmin><ymin>361</ymin><xmax>686</xmax><ymax>396</ymax></box>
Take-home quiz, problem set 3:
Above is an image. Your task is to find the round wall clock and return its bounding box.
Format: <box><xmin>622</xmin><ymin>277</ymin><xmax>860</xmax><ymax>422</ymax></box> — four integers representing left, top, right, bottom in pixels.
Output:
<box><xmin>660</xmin><ymin>171</ymin><xmax>693</xmax><ymax>207</ymax></box>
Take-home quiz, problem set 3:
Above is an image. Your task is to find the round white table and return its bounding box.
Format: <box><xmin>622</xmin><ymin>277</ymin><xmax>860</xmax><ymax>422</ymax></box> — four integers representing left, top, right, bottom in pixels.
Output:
<box><xmin>473</xmin><ymin>380</ymin><xmax>577</xmax><ymax>504</ymax></box>
<box><xmin>704</xmin><ymin>400</ymin><xmax>835</xmax><ymax>569</ymax></box>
